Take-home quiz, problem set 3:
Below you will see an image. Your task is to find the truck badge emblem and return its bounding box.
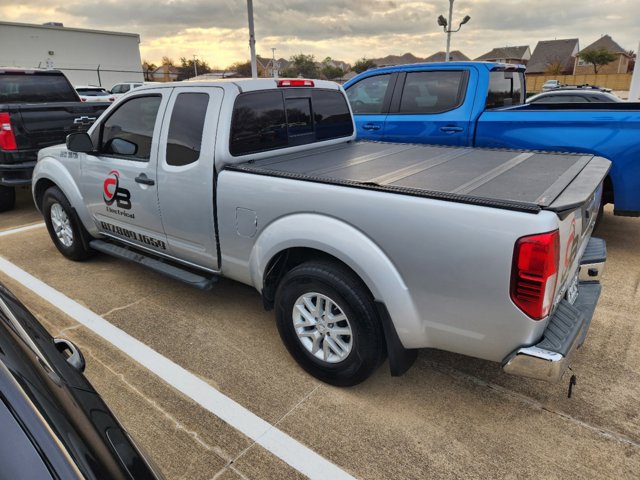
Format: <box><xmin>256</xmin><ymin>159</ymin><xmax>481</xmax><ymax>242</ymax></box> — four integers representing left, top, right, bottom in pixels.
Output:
<box><xmin>103</xmin><ymin>170</ymin><xmax>131</xmax><ymax>209</ymax></box>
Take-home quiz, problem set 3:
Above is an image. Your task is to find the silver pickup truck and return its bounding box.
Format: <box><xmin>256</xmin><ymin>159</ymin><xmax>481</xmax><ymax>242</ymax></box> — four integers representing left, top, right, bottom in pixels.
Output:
<box><xmin>32</xmin><ymin>79</ymin><xmax>608</xmax><ymax>386</ymax></box>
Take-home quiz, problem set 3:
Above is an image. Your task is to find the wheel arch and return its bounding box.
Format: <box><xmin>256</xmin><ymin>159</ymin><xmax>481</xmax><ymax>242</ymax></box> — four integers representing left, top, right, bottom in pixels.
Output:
<box><xmin>33</xmin><ymin>158</ymin><xmax>98</xmax><ymax>236</ymax></box>
<box><xmin>249</xmin><ymin>213</ymin><xmax>420</xmax><ymax>376</ymax></box>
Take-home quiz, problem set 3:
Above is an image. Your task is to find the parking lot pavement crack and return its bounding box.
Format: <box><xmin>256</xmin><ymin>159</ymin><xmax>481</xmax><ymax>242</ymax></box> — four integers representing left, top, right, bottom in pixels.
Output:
<box><xmin>56</xmin><ymin>323</ymin><xmax>83</xmax><ymax>337</ymax></box>
<box><xmin>424</xmin><ymin>360</ymin><xmax>640</xmax><ymax>449</ymax></box>
<box><xmin>100</xmin><ymin>296</ymin><xmax>151</xmax><ymax>318</ymax></box>
<box><xmin>79</xmin><ymin>344</ymin><xmax>231</xmax><ymax>465</ymax></box>
<box><xmin>213</xmin><ymin>385</ymin><xmax>322</xmax><ymax>476</ymax></box>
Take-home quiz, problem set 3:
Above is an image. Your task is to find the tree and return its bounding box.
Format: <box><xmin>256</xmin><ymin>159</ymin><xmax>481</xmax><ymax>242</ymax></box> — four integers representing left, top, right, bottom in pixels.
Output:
<box><xmin>227</xmin><ymin>60</ymin><xmax>253</xmax><ymax>77</ymax></box>
<box><xmin>580</xmin><ymin>47</ymin><xmax>618</xmax><ymax>74</ymax></box>
<box><xmin>281</xmin><ymin>54</ymin><xmax>318</xmax><ymax>78</ymax></box>
<box><xmin>544</xmin><ymin>62</ymin><xmax>563</xmax><ymax>75</ymax></box>
<box><xmin>353</xmin><ymin>57</ymin><xmax>376</xmax><ymax>73</ymax></box>
<box><xmin>161</xmin><ymin>56</ymin><xmax>175</xmax><ymax>66</ymax></box>
<box><xmin>142</xmin><ymin>60</ymin><xmax>157</xmax><ymax>81</ymax></box>
<box><xmin>320</xmin><ymin>57</ymin><xmax>344</xmax><ymax>81</ymax></box>
<box><xmin>179</xmin><ymin>56</ymin><xmax>212</xmax><ymax>79</ymax></box>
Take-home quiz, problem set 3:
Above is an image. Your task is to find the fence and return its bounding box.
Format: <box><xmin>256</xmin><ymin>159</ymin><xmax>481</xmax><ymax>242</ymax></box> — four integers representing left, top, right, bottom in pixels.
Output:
<box><xmin>526</xmin><ymin>73</ymin><xmax>632</xmax><ymax>93</ymax></box>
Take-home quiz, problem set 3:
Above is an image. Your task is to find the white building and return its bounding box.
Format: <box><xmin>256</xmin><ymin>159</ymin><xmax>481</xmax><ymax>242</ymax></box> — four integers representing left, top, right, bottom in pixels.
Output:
<box><xmin>0</xmin><ymin>21</ymin><xmax>143</xmax><ymax>89</ymax></box>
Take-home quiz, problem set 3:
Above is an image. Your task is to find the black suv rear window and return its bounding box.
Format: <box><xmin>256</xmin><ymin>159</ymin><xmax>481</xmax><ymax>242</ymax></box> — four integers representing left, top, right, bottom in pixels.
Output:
<box><xmin>0</xmin><ymin>73</ymin><xmax>78</xmax><ymax>103</ymax></box>
<box><xmin>230</xmin><ymin>89</ymin><xmax>353</xmax><ymax>156</ymax></box>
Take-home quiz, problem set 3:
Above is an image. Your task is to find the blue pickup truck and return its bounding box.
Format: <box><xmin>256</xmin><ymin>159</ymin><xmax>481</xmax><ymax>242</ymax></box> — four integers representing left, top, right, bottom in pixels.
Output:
<box><xmin>344</xmin><ymin>62</ymin><xmax>640</xmax><ymax>216</ymax></box>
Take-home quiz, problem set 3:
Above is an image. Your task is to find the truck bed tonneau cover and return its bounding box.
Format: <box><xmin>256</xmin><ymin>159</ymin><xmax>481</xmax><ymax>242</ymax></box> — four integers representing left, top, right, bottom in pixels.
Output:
<box><xmin>227</xmin><ymin>141</ymin><xmax>609</xmax><ymax>214</ymax></box>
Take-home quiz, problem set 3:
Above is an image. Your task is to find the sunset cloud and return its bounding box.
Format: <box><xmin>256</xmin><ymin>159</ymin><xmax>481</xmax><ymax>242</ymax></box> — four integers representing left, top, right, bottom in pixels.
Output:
<box><xmin>1</xmin><ymin>1</ymin><xmax>638</xmax><ymax>67</ymax></box>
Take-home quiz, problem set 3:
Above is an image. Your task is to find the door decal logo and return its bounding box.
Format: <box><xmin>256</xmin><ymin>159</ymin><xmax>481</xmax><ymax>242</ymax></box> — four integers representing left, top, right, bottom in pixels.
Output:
<box><xmin>103</xmin><ymin>170</ymin><xmax>132</xmax><ymax>210</ymax></box>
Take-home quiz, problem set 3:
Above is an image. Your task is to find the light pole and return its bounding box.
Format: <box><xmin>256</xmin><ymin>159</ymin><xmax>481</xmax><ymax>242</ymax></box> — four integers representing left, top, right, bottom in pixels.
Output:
<box><xmin>437</xmin><ymin>0</ymin><xmax>470</xmax><ymax>62</ymax></box>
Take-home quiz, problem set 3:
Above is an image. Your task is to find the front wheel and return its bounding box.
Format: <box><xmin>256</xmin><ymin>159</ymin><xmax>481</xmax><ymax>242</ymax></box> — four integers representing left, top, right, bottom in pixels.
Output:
<box><xmin>42</xmin><ymin>186</ymin><xmax>93</xmax><ymax>261</ymax></box>
<box><xmin>274</xmin><ymin>261</ymin><xmax>386</xmax><ymax>386</ymax></box>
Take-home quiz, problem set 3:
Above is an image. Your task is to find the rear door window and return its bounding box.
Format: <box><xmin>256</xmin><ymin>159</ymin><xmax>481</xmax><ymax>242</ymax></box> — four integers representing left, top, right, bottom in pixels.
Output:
<box><xmin>166</xmin><ymin>93</ymin><xmax>208</xmax><ymax>166</ymax></box>
<box><xmin>399</xmin><ymin>71</ymin><xmax>467</xmax><ymax>113</ymax></box>
<box><xmin>346</xmin><ymin>74</ymin><xmax>392</xmax><ymax>114</ymax></box>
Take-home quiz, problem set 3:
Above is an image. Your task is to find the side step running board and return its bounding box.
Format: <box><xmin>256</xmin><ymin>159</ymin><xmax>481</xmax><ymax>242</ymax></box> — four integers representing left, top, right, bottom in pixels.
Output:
<box><xmin>89</xmin><ymin>240</ymin><xmax>218</xmax><ymax>290</ymax></box>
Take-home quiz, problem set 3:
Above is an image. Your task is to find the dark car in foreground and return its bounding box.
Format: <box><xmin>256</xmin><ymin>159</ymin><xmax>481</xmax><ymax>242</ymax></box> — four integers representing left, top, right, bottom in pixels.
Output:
<box><xmin>527</xmin><ymin>89</ymin><xmax>622</xmax><ymax>104</ymax></box>
<box><xmin>0</xmin><ymin>282</ymin><xmax>162</xmax><ymax>479</ymax></box>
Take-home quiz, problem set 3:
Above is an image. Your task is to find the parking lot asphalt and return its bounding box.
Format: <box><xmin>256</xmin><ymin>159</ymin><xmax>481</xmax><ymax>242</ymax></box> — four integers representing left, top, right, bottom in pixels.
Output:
<box><xmin>1</xmin><ymin>187</ymin><xmax>639</xmax><ymax>479</ymax></box>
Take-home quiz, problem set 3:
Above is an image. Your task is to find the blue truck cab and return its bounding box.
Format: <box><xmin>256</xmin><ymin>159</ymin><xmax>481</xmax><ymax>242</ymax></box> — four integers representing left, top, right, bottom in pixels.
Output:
<box><xmin>344</xmin><ymin>61</ymin><xmax>640</xmax><ymax>216</ymax></box>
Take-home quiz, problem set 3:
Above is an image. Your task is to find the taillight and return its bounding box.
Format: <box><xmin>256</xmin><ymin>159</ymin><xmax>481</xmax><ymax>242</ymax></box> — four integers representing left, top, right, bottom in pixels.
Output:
<box><xmin>511</xmin><ymin>230</ymin><xmax>559</xmax><ymax>320</ymax></box>
<box><xmin>108</xmin><ymin>97</ymin><xmax>115</xmax><ymax>102</ymax></box>
<box><xmin>81</xmin><ymin>98</ymin><xmax>87</xmax><ymax>102</ymax></box>
<box><xmin>0</xmin><ymin>112</ymin><xmax>17</xmax><ymax>151</ymax></box>
<box><xmin>277</xmin><ymin>79</ymin><xmax>314</xmax><ymax>87</ymax></box>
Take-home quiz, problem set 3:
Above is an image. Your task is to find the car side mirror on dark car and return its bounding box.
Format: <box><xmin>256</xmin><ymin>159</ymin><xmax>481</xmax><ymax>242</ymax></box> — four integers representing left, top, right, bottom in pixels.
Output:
<box><xmin>66</xmin><ymin>132</ymin><xmax>94</xmax><ymax>153</ymax></box>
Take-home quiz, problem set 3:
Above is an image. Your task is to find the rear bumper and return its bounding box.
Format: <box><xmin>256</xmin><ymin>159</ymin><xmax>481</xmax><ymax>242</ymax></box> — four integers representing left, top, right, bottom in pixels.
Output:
<box><xmin>0</xmin><ymin>160</ymin><xmax>36</xmax><ymax>186</ymax></box>
<box><xmin>503</xmin><ymin>237</ymin><xmax>605</xmax><ymax>382</ymax></box>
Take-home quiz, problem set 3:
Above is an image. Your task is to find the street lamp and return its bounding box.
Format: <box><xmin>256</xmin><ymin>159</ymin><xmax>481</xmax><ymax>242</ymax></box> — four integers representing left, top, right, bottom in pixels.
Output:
<box><xmin>437</xmin><ymin>0</ymin><xmax>470</xmax><ymax>62</ymax></box>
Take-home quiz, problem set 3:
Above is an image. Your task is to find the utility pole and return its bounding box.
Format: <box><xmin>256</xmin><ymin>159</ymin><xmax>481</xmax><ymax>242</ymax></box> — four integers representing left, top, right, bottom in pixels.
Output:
<box><xmin>247</xmin><ymin>0</ymin><xmax>257</xmax><ymax>78</ymax></box>
<box><xmin>271</xmin><ymin>47</ymin><xmax>278</xmax><ymax>78</ymax></box>
<box><xmin>193</xmin><ymin>54</ymin><xmax>198</xmax><ymax>78</ymax></box>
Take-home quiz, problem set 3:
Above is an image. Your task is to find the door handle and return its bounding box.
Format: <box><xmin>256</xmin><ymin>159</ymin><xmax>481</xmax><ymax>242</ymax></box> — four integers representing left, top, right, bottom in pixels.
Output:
<box><xmin>135</xmin><ymin>173</ymin><xmax>155</xmax><ymax>186</ymax></box>
<box><xmin>440</xmin><ymin>126</ymin><xmax>464</xmax><ymax>133</ymax></box>
<box><xmin>362</xmin><ymin>123</ymin><xmax>381</xmax><ymax>131</ymax></box>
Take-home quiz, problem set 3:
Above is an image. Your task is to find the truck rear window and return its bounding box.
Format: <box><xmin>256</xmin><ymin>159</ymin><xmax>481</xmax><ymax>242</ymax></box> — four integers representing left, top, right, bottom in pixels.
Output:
<box><xmin>230</xmin><ymin>89</ymin><xmax>353</xmax><ymax>156</ymax></box>
<box><xmin>0</xmin><ymin>73</ymin><xmax>78</xmax><ymax>103</ymax></box>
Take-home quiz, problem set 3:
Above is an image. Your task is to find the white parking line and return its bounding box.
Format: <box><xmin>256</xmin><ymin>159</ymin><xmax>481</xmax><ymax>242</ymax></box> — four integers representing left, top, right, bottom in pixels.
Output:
<box><xmin>0</xmin><ymin>222</ymin><xmax>45</xmax><ymax>237</ymax></box>
<box><xmin>0</xmin><ymin>254</ymin><xmax>354</xmax><ymax>480</ymax></box>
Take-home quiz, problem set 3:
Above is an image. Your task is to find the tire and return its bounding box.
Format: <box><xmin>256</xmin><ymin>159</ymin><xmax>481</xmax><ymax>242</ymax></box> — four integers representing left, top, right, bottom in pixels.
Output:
<box><xmin>42</xmin><ymin>186</ymin><xmax>93</xmax><ymax>261</ymax></box>
<box><xmin>274</xmin><ymin>261</ymin><xmax>386</xmax><ymax>386</ymax></box>
<box><xmin>0</xmin><ymin>185</ymin><xmax>16</xmax><ymax>213</ymax></box>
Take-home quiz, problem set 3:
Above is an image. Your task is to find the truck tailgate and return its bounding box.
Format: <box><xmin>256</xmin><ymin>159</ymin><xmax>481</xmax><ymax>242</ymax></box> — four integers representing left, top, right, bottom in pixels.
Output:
<box><xmin>12</xmin><ymin>102</ymin><xmax>109</xmax><ymax>153</ymax></box>
<box><xmin>227</xmin><ymin>141</ymin><xmax>611</xmax><ymax>214</ymax></box>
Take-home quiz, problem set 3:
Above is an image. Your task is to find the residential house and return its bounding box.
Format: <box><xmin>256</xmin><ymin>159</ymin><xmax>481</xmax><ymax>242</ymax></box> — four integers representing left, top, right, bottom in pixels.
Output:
<box><xmin>151</xmin><ymin>64</ymin><xmax>180</xmax><ymax>82</ymax></box>
<box><xmin>526</xmin><ymin>38</ymin><xmax>579</xmax><ymax>75</ymax></box>
<box><xmin>423</xmin><ymin>50</ymin><xmax>471</xmax><ymax>62</ymax></box>
<box><xmin>475</xmin><ymin>45</ymin><xmax>531</xmax><ymax>65</ymax></box>
<box><xmin>574</xmin><ymin>35</ymin><xmax>631</xmax><ymax>74</ymax></box>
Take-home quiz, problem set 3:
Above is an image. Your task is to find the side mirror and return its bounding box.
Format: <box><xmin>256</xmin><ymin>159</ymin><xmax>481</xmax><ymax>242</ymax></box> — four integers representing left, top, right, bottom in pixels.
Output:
<box><xmin>66</xmin><ymin>132</ymin><xmax>94</xmax><ymax>153</ymax></box>
<box><xmin>105</xmin><ymin>137</ymin><xmax>138</xmax><ymax>156</ymax></box>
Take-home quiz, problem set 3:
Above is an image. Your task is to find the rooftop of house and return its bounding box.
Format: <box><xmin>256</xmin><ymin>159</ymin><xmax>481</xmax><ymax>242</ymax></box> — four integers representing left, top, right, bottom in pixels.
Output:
<box><xmin>475</xmin><ymin>46</ymin><xmax>530</xmax><ymax>61</ymax></box>
<box><xmin>527</xmin><ymin>38</ymin><xmax>579</xmax><ymax>73</ymax></box>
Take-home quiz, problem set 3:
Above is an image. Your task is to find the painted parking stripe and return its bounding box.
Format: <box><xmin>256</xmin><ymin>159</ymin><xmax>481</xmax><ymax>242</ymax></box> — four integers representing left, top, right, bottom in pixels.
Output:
<box><xmin>0</xmin><ymin>222</ymin><xmax>45</xmax><ymax>237</ymax></box>
<box><xmin>0</xmin><ymin>255</ymin><xmax>354</xmax><ymax>480</ymax></box>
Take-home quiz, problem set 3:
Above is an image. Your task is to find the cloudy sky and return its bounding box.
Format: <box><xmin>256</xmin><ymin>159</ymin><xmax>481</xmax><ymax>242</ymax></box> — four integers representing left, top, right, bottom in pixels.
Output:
<box><xmin>1</xmin><ymin>0</ymin><xmax>638</xmax><ymax>67</ymax></box>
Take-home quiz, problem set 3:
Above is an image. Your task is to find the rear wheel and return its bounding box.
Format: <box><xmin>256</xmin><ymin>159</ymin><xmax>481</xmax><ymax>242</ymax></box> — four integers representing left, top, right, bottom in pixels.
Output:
<box><xmin>42</xmin><ymin>186</ymin><xmax>93</xmax><ymax>261</ymax></box>
<box><xmin>0</xmin><ymin>185</ymin><xmax>16</xmax><ymax>212</ymax></box>
<box><xmin>275</xmin><ymin>261</ymin><xmax>385</xmax><ymax>386</ymax></box>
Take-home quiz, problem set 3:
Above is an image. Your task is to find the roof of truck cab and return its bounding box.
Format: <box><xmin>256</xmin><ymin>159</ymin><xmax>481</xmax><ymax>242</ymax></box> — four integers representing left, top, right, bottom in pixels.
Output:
<box><xmin>133</xmin><ymin>78</ymin><xmax>342</xmax><ymax>93</ymax></box>
<box><xmin>342</xmin><ymin>61</ymin><xmax>526</xmax><ymax>86</ymax></box>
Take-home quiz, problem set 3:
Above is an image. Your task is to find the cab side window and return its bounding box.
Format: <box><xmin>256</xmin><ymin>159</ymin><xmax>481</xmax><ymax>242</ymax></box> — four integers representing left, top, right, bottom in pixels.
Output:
<box><xmin>399</xmin><ymin>71</ymin><xmax>467</xmax><ymax>113</ymax></box>
<box><xmin>100</xmin><ymin>95</ymin><xmax>161</xmax><ymax>160</ymax></box>
<box><xmin>346</xmin><ymin>74</ymin><xmax>391</xmax><ymax>114</ymax></box>
<box><xmin>166</xmin><ymin>93</ymin><xmax>208</xmax><ymax>166</ymax></box>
